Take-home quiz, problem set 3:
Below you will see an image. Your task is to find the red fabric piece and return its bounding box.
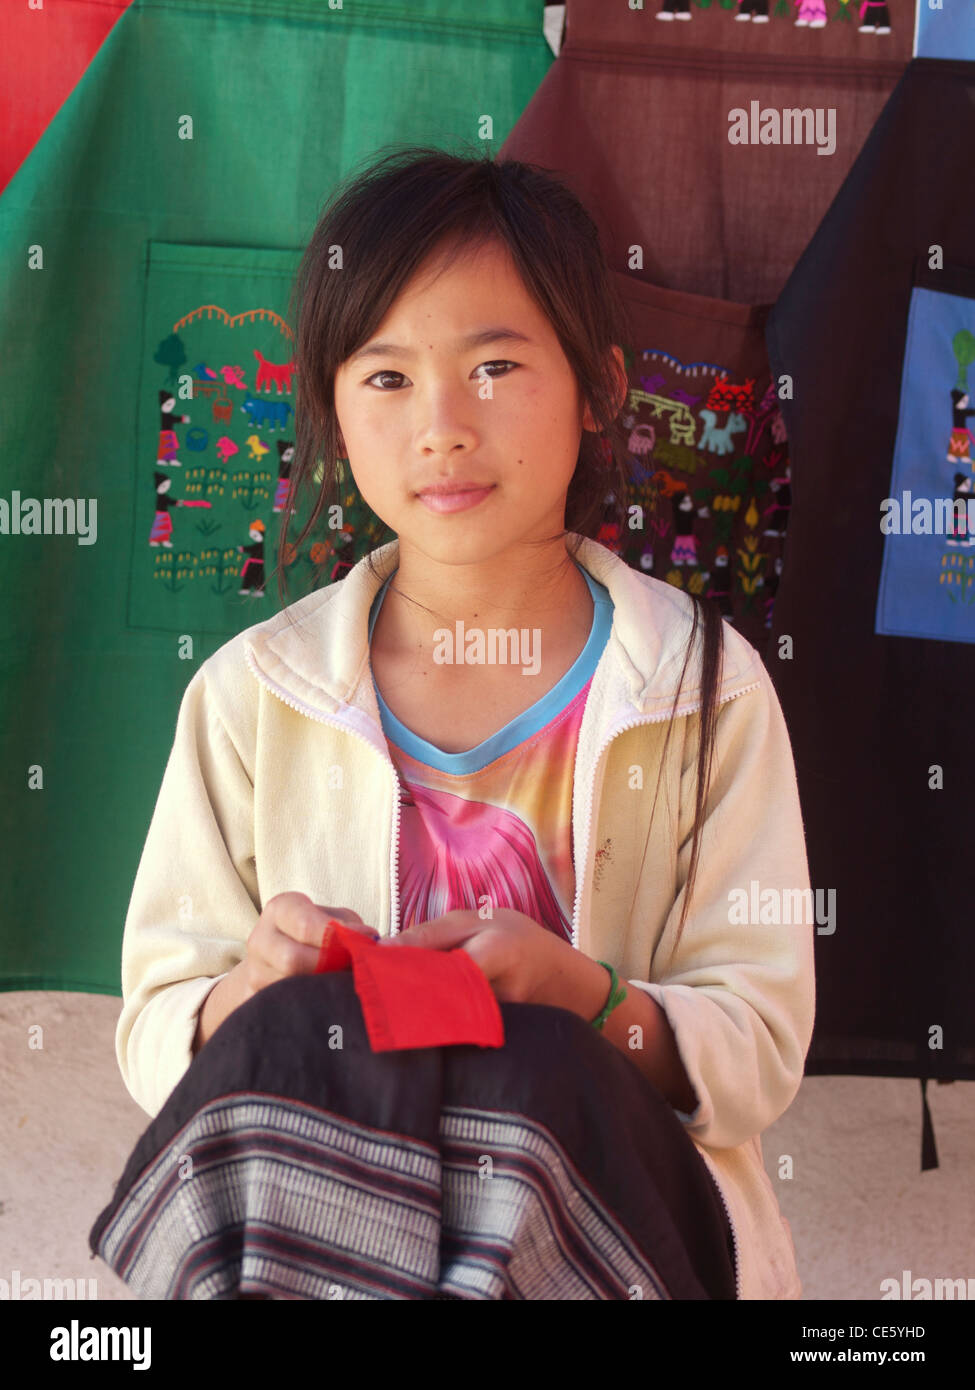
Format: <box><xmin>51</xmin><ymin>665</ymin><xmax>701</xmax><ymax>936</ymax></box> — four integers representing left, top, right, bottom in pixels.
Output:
<box><xmin>1</xmin><ymin>2</ymin><xmax>133</xmax><ymax>194</ymax></box>
<box><xmin>314</xmin><ymin>919</ymin><xmax>504</xmax><ymax>1053</ymax></box>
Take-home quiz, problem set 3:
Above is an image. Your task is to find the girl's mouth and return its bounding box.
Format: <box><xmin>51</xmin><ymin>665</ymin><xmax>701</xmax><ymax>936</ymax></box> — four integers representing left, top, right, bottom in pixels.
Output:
<box><xmin>417</xmin><ymin>485</ymin><xmax>496</xmax><ymax>514</ymax></box>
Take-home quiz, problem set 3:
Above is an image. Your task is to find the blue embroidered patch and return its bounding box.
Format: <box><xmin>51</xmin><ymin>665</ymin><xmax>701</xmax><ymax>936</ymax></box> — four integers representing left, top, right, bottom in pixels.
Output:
<box><xmin>875</xmin><ymin>264</ymin><xmax>975</xmax><ymax>645</ymax></box>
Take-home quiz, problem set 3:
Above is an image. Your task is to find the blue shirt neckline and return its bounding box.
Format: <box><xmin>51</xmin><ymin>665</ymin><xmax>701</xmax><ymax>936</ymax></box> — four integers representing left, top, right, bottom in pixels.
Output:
<box><xmin>367</xmin><ymin>560</ymin><xmax>614</xmax><ymax>775</ymax></box>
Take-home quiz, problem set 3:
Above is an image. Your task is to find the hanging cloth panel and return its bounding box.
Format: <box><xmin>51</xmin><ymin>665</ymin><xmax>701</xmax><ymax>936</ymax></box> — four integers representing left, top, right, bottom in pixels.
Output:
<box><xmin>500</xmin><ymin>0</ymin><xmax>914</xmax><ymax>653</ymax></box>
<box><xmin>765</xmin><ymin>58</ymin><xmax>975</xmax><ymax>1086</ymax></box>
<box><xmin>0</xmin><ymin>0</ymin><xmax>553</xmax><ymax>993</ymax></box>
<box><xmin>522</xmin><ymin>0</ymin><xmax>915</xmax><ymax>307</ymax></box>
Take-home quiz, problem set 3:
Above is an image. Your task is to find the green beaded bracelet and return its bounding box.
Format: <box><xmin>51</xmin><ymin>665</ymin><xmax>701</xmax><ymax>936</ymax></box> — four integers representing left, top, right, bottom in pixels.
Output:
<box><xmin>590</xmin><ymin>961</ymin><xmax>627</xmax><ymax>1031</ymax></box>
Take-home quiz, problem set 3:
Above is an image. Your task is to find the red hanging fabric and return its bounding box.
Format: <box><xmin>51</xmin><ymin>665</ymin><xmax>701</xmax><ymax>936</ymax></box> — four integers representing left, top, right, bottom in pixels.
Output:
<box><xmin>1</xmin><ymin>1</ymin><xmax>133</xmax><ymax>195</ymax></box>
<box><xmin>315</xmin><ymin>919</ymin><xmax>505</xmax><ymax>1053</ymax></box>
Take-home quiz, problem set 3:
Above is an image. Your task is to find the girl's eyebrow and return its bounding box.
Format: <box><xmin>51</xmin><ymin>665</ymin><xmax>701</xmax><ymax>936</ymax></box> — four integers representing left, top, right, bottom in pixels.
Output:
<box><xmin>348</xmin><ymin>327</ymin><xmax>534</xmax><ymax>365</ymax></box>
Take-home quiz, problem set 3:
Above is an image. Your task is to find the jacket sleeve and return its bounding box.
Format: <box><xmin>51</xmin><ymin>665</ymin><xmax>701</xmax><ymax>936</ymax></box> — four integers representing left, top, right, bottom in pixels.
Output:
<box><xmin>115</xmin><ymin>659</ymin><xmax>261</xmax><ymax>1118</ymax></box>
<box><xmin>627</xmin><ymin>657</ymin><xmax>817</xmax><ymax>1151</ymax></box>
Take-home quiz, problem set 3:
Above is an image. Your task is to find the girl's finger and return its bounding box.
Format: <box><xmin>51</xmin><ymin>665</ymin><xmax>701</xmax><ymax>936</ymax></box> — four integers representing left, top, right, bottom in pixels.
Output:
<box><xmin>317</xmin><ymin>905</ymin><xmax>366</xmax><ymax>928</ymax></box>
<box><xmin>381</xmin><ymin>915</ymin><xmax>480</xmax><ymax>952</ymax></box>
<box><xmin>316</xmin><ymin>906</ymin><xmax>378</xmax><ymax>939</ymax></box>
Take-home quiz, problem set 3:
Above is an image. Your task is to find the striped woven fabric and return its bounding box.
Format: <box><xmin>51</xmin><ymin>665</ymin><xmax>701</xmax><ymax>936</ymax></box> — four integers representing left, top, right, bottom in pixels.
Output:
<box><xmin>90</xmin><ymin>974</ymin><xmax>736</xmax><ymax>1301</ymax></box>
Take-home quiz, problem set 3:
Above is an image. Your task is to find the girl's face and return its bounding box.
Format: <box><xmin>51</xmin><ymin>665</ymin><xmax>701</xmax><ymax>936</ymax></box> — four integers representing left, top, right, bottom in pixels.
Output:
<box><xmin>332</xmin><ymin>238</ymin><xmax>609</xmax><ymax>570</ymax></box>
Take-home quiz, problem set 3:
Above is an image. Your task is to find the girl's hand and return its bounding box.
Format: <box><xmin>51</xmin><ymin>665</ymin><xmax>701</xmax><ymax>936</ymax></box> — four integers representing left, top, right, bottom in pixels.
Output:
<box><xmin>380</xmin><ymin>908</ymin><xmax>559</xmax><ymax>1005</ymax></box>
<box><xmin>242</xmin><ymin>891</ymin><xmax>378</xmax><ymax>999</ymax></box>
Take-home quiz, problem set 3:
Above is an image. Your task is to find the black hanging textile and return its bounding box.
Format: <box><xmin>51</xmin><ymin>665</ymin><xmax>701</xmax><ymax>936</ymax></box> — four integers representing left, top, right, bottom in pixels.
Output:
<box><xmin>764</xmin><ymin>58</ymin><xmax>975</xmax><ymax>1162</ymax></box>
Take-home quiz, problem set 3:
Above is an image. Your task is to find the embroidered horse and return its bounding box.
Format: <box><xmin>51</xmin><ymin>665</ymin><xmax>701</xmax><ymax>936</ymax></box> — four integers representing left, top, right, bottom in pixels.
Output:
<box><xmin>254</xmin><ymin>349</ymin><xmax>297</xmax><ymax>394</ymax></box>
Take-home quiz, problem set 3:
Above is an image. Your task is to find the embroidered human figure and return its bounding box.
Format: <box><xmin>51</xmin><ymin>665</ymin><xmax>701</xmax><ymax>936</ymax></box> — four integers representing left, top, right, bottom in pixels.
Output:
<box><xmin>237</xmin><ymin>519</ymin><xmax>267</xmax><ymax>594</ymax></box>
<box><xmin>947</xmin><ymin>390</ymin><xmax>975</xmax><ymax>469</ymax></box>
<box><xmin>763</xmin><ymin>467</ymin><xmax>792</xmax><ymax>538</ymax></box>
<box><xmin>157</xmin><ymin>390</ymin><xmax>190</xmax><ymax>466</ymax></box>
<box><xmin>274</xmin><ymin>441</ymin><xmax>296</xmax><ymax>513</ymax></box>
<box><xmin>794</xmin><ymin>0</ymin><xmax>827</xmax><ymax>26</ymax></box>
<box><xmin>656</xmin><ymin>0</ymin><xmax>691</xmax><ymax>18</ymax></box>
<box><xmin>858</xmin><ymin>0</ymin><xmax>891</xmax><ymax>34</ymax></box>
<box><xmin>149</xmin><ymin>472</ymin><xmax>212</xmax><ymax>547</ymax></box>
<box><xmin>671</xmin><ymin>489</ymin><xmax>709</xmax><ymax>566</ymax></box>
<box><xmin>946</xmin><ymin>474</ymin><xmax>975</xmax><ymax>548</ymax></box>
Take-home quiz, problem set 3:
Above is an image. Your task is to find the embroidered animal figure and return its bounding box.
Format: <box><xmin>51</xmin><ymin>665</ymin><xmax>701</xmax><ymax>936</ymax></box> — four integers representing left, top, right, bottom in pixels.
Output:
<box><xmin>215</xmin><ymin>436</ymin><xmax>239</xmax><ymax>464</ymax></box>
<box><xmin>220</xmin><ymin>365</ymin><xmax>249</xmax><ymax>390</ymax></box>
<box><xmin>627</xmin><ymin>423</ymin><xmax>655</xmax><ymax>456</ymax></box>
<box><xmin>639</xmin><ymin>372</ymin><xmax>667</xmax><ymax>394</ymax></box>
<box><xmin>652</xmin><ymin>467</ymin><xmax>688</xmax><ymax>499</ymax></box>
<box><xmin>698</xmin><ymin>410</ymin><xmax>746</xmax><ymax>456</ymax></box>
<box><xmin>643</xmin><ymin>394</ymin><xmax>697</xmax><ymax>446</ymax></box>
<box><xmin>241</xmin><ymin>393</ymin><xmax>293</xmax><ymax>430</ymax></box>
<box><xmin>707</xmin><ymin>376</ymin><xmax>756</xmax><ymax>414</ymax></box>
<box><xmin>253</xmin><ymin>349</ymin><xmax>297</xmax><ymax>394</ymax></box>
<box><xmin>246</xmin><ymin>434</ymin><xmax>271</xmax><ymax>462</ymax></box>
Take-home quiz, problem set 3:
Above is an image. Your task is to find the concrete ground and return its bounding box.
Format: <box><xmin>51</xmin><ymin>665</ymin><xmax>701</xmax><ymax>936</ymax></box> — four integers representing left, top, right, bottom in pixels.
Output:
<box><xmin>1</xmin><ymin>989</ymin><xmax>971</xmax><ymax>1301</ymax></box>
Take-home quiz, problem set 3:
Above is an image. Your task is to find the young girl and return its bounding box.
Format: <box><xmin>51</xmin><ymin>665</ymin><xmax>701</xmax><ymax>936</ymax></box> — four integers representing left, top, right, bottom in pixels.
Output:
<box><xmin>90</xmin><ymin>147</ymin><xmax>815</xmax><ymax>1301</ymax></box>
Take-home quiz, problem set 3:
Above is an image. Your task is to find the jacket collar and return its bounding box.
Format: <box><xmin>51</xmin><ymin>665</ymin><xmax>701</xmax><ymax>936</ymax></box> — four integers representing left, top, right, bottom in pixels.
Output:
<box><xmin>243</xmin><ymin>533</ymin><xmax>762</xmax><ymax>728</ymax></box>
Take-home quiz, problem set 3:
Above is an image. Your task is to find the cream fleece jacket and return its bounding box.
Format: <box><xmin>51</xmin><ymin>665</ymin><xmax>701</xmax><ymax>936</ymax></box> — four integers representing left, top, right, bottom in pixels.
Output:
<box><xmin>116</xmin><ymin>534</ymin><xmax>816</xmax><ymax>1300</ymax></box>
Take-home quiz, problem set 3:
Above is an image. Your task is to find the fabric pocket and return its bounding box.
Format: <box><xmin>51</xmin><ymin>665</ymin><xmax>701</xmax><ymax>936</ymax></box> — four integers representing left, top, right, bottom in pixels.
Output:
<box><xmin>128</xmin><ymin>241</ymin><xmax>304</xmax><ymax>634</ymax></box>
<box><xmin>874</xmin><ymin>258</ymin><xmax>975</xmax><ymax>645</ymax></box>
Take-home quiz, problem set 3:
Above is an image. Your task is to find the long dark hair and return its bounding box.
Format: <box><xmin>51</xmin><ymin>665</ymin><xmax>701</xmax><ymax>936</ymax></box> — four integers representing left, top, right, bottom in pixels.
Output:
<box><xmin>281</xmin><ymin>145</ymin><xmax>724</xmax><ymax>954</ymax></box>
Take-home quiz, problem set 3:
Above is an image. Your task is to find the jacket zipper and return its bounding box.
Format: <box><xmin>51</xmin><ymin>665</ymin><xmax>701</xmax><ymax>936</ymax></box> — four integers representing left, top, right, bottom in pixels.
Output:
<box><xmin>698</xmin><ymin>1149</ymin><xmax>744</xmax><ymax>1302</ymax></box>
<box><xmin>245</xmin><ymin>642</ymin><xmax>755</xmax><ymax>1298</ymax></box>
<box><xmin>243</xmin><ymin>645</ymin><xmax>404</xmax><ymax>936</ymax></box>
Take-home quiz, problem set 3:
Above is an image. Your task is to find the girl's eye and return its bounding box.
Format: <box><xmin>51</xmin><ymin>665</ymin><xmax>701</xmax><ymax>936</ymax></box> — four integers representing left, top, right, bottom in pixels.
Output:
<box><xmin>474</xmin><ymin>360</ymin><xmax>516</xmax><ymax>381</ymax></box>
<box><xmin>364</xmin><ymin>361</ymin><xmax>517</xmax><ymax>390</ymax></box>
<box><xmin>365</xmin><ymin>371</ymin><xmax>407</xmax><ymax>390</ymax></box>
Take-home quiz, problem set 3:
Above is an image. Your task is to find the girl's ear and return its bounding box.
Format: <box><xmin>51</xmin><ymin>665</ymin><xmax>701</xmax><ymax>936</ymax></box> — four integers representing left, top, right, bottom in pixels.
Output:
<box><xmin>582</xmin><ymin>345</ymin><xmax>628</xmax><ymax>432</ymax></box>
<box><xmin>609</xmin><ymin>345</ymin><xmax>628</xmax><ymax>413</ymax></box>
